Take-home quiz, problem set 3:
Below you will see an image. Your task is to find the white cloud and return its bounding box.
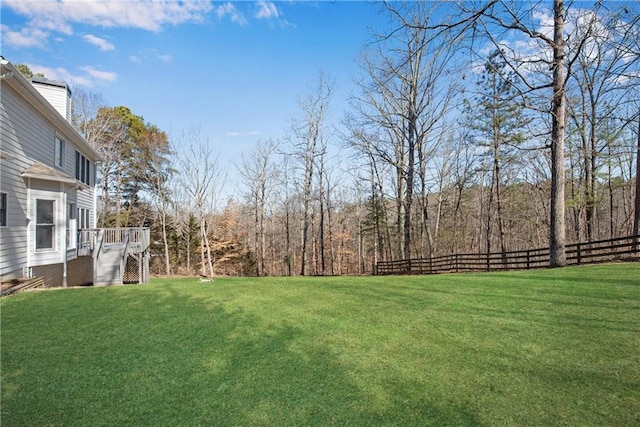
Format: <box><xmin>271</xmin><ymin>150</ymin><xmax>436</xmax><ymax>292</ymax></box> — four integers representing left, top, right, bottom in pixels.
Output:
<box><xmin>27</xmin><ymin>64</ymin><xmax>93</xmax><ymax>87</ymax></box>
<box><xmin>82</xmin><ymin>34</ymin><xmax>115</xmax><ymax>51</ymax></box>
<box><xmin>156</xmin><ymin>54</ymin><xmax>173</xmax><ymax>63</ymax></box>
<box><xmin>127</xmin><ymin>50</ymin><xmax>173</xmax><ymax>64</ymax></box>
<box><xmin>1</xmin><ymin>24</ymin><xmax>49</xmax><ymax>48</ymax></box>
<box><xmin>278</xmin><ymin>20</ymin><xmax>296</xmax><ymax>29</ymax></box>
<box><xmin>532</xmin><ymin>9</ymin><xmax>554</xmax><ymax>40</ymax></box>
<box><xmin>79</xmin><ymin>66</ymin><xmax>117</xmax><ymax>82</ymax></box>
<box><xmin>216</xmin><ymin>2</ymin><xmax>248</xmax><ymax>26</ymax></box>
<box><xmin>25</xmin><ymin>63</ymin><xmax>117</xmax><ymax>87</ymax></box>
<box><xmin>225</xmin><ymin>131</ymin><xmax>261</xmax><ymax>137</ymax></box>
<box><xmin>256</xmin><ymin>1</ymin><xmax>279</xmax><ymax>20</ymax></box>
<box><xmin>3</xmin><ymin>0</ymin><xmax>214</xmax><ymax>33</ymax></box>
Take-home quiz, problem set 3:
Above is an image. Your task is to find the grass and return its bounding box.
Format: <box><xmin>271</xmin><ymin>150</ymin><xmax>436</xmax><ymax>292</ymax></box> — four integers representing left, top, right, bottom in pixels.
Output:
<box><xmin>1</xmin><ymin>263</ymin><xmax>639</xmax><ymax>426</ymax></box>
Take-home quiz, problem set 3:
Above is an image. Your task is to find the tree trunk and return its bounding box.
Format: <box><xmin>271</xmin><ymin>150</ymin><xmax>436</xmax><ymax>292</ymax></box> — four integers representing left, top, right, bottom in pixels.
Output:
<box><xmin>301</xmin><ymin>182</ymin><xmax>311</xmax><ymax>276</ymax></box>
<box><xmin>550</xmin><ymin>0</ymin><xmax>567</xmax><ymax>267</ymax></box>
<box><xmin>254</xmin><ymin>199</ymin><xmax>261</xmax><ymax>276</ymax></box>
<box><xmin>486</xmin><ymin>173</ymin><xmax>494</xmax><ymax>255</ymax></box>
<box><xmin>495</xmin><ymin>155</ymin><xmax>507</xmax><ymax>261</ymax></box>
<box><xmin>396</xmin><ymin>156</ymin><xmax>406</xmax><ymax>259</ymax></box>
<box><xmin>185</xmin><ymin>226</ymin><xmax>191</xmax><ymax>274</ymax></box>
<box><xmin>115</xmin><ymin>165</ymin><xmax>122</xmax><ymax>227</ymax></box>
<box><xmin>162</xmin><ymin>208</ymin><xmax>170</xmax><ymax>275</ymax></box>
<box><xmin>405</xmin><ymin>106</ymin><xmax>417</xmax><ymax>260</ymax></box>
<box><xmin>260</xmin><ymin>198</ymin><xmax>266</xmax><ymax>276</ymax></box>
<box><xmin>633</xmin><ymin>111</ymin><xmax>640</xmax><ymax>246</ymax></box>
<box><xmin>203</xmin><ymin>220</ymin><xmax>214</xmax><ymax>277</ymax></box>
<box><xmin>319</xmin><ymin>155</ymin><xmax>326</xmax><ymax>275</ymax></box>
<box><xmin>200</xmin><ymin>217</ymin><xmax>206</xmax><ymax>277</ymax></box>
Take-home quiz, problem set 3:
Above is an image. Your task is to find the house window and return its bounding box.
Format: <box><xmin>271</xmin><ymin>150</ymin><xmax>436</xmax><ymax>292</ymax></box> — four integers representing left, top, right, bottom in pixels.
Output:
<box><xmin>55</xmin><ymin>136</ymin><xmax>64</xmax><ymax>168</ymax></box>
<box><xmin>0</xmin><ymin>193</ymin><xmax>7</xmax><ymax>226</ymax></box>
<box><xmin>67</xmin><ymin>203</ymin><xmax>76</xmax><ymax>248</ymax></box>
<box><xmin>36</xmin><ymin>199</ymin><xmax>55</xmax><ymax>250</ymax></box>
<box><xmin>78</xmin><ymin>207</ymin><xmax>90</xmax><ymax>229</ymax></box>
<box><xmin>75</xmin><ymin>151</ymin><xmax>91</xmax><ymax>185</ymax></box>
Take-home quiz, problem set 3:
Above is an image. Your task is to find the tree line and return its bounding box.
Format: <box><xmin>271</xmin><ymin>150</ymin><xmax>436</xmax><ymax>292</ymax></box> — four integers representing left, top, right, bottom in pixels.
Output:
<box><xmin>20</xmin><ymin>1</ymin><xmax>640</xmax><ymax>276</ymax></box>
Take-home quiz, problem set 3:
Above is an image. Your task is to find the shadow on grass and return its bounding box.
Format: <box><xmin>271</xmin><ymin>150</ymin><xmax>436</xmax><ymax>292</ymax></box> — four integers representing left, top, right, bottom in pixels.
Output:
<box><xmin>1</xmin><ymin>283</ymin><xmax>483</xmax><ymax>426</ymax></box>
<box><xmin>478</xmin><ymin>264</ymin><xmax>640</xmax><ymax>287</ymax></box>
<box><xmin>336</xmin><ymin>276</ymin><xmax>640</xmax><ymax>333</ymax></box>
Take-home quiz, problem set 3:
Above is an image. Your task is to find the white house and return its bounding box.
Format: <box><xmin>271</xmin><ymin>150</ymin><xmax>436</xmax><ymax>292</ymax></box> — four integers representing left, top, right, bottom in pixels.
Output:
<box><xmin>0</xmin><ymin>58</ymin><xmax>102</xmax><ymax>287</ymax></box>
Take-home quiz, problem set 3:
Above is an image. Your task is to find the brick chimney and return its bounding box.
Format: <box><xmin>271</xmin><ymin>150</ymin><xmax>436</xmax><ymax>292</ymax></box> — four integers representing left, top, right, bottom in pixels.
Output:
<box><xmin>30</xmin><ymin>77</ymin><xmax>72</xmax><ymax>122</ymax></box>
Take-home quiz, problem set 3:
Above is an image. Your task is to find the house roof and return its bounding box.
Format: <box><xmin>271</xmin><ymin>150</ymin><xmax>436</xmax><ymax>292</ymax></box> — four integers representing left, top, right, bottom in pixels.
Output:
<box><xmin>30</xmin><ymin>76</ymin><xmax>70</xmax><ymax>92</ymax></box>
<box><xmin>0</xmin><ymin>59</ymin><xmax>101</xmax><ymax>162</ymax></box>
<box><xmin>22</xmin><ymin>162</ymin><xmax>78</xmax><ymax>185</ymax></box>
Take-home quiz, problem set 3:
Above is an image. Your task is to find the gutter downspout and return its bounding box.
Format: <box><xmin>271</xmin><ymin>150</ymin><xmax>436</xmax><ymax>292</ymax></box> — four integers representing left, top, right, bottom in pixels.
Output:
<box><xmin>62</xmin><ymin>182</ymin><xmax>68</xmax><ymax>287</ymax></box>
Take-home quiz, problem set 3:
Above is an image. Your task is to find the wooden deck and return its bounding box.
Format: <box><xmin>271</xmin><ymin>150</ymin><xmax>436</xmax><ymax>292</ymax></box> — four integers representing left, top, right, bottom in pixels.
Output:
<box><xmin>77</xmin><ymin>228</ymin><xmax>150</xmax><ymax>285</ymax></box>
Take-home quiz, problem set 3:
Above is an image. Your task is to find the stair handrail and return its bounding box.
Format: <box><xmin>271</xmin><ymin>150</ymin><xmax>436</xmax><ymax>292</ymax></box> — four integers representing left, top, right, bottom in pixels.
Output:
<box><xmin>92</xmin><ymin>229</ymin><xmax>105</xmax><ymax>284</ymax></box>
<box><xmin>141</xmin><ymin>228</ymin><xmax>150</xmax><ymax>251</ymax></box>
<box><xmin>120</xmin><ymin>230</ymin><xmax>131</xmax><ymax>283</ymax></box>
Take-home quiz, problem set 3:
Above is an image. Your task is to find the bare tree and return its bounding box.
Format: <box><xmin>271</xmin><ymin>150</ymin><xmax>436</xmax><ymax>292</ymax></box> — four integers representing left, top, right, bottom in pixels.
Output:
<box><xmin>70</xmin><ymin>88</ymin><xmax>120</xmax><ymax>226</ymax></box>
<box><xmin>71</xmin><ymin>87</ymin><xmax>110</xmax><ymax>149</ymax></box>
<box><xmin>634</xmin><ymin>109</ymin><xmax>640</xmax><ymax>244</ymax></box>
<box><xmin>342</xmin><ymin>116</ymin><xmax>394</xmax><ymax>264</ymax></box>
<box><xmin>352</xmin><ymin>1</ymin><xmax>459</xmax><ymax>260</ymax></box>
<box><xmin>142</xmin><ymin>127</ymin><xmax>174</xmax><ymax>275</ymax></box>
<box><xmin>463</xmin><ymin>48</ymin><xmax>529</xmax><ymax>260</ymax></box>
<box><xmin>468</xmin><ymin>0</ymin><xmax>608</xmax><ymax>266</ymax></box>
<box><xmin>176</xmin><ymin>127</ymin><xmax>224</xmax><ymax>278</ymax></box>
<box><xmin>291</xmin><ymin>72</ymin><xmax>333</xmax><ymax>276</ymax></box>
<box><xmin>238</xmin><ymin>139</ymin><xmax>279</xmax><ymax>276</ymax></box>
<box><xmin>565</xmin><ymin>6</ymin><xmax>640</xmax><ymax>241</ymax></box>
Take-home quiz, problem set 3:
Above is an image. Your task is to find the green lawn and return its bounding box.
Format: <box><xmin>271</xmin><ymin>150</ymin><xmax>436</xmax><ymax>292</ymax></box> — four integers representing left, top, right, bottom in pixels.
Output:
<box><xmin>2</xmin><ymin>264</ymin><xmax>639</xmax><ymax>426</ymax></box>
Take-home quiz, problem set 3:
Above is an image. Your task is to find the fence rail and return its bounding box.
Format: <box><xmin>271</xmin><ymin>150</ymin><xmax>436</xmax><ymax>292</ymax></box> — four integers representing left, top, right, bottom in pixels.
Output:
<box><xmin>376</xmin><ymin>235</ymin><xmax>640</xmax><ymax>275</ymax></box>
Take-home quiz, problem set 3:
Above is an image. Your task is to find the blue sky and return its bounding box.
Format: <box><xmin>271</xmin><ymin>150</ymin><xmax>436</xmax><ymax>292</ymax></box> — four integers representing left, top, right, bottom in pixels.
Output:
<box><xmin>1</xmin><ymin>0</ymin><xmax>386</xmax><ymax>178</ymax></box>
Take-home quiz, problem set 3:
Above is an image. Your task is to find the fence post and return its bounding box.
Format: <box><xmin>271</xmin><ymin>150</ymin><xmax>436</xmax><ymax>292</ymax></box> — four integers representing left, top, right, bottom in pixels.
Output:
<box><xmin>526</xmin><ymin>250</ymin><xmax>530</xmax><ymax>269</ymax></box>
<box><xmin>577</xmin><ymin>243</ymin><xmax>581</xmax><ymax>265</ymax></box>
<box><xmin>486</xmin><ymin>252</ymin><xmax>490</xmax><ymax>272</ymax></box>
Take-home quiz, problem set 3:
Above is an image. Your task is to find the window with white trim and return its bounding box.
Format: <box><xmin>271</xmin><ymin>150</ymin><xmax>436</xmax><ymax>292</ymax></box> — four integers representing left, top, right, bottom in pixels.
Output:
<box><xmin>67</xmin><ymin>203</ymin><xmax>76</xmax><ymax>248</ymax></box>
<box><xmin>55</xmin><ymin>136</ymin><xmax>64</xmax><ymax>168</ymax></box>
<box><xmin>78</xmin><ymin>207</ymin><xmax>90</xmax><ymax>229</ymax></box>
<box><xmin>36</xmin><ymin>199</ymin><xmax>55</xmax><ymax>250</ymax></box>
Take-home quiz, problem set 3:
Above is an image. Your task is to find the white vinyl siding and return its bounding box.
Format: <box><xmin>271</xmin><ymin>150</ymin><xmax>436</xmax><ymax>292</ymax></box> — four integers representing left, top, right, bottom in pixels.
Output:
<box><xmin>31</xmin><ymin>80</ymin><xmax>71</xmax><ymax>121</ymax></box>
<box><xmin>1</xmin><ymin>75</ymin><xmax>99</xmax><ymax>278</ymax></box>
<box><xmin>0</xmin><ymin>85</ymin><xmax>30</xmax><ymax>276</ymax></box>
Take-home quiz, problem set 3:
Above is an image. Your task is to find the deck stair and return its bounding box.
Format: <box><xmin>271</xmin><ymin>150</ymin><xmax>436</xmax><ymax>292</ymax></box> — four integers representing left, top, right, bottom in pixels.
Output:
<box><xmin>79</xmin><ymin>228</ymin><xmax>150</xmax><ymax>286</ymax></box>
<box><xmin>95</xmin><ymin>243</ymin><xmax>126</xmax><ymax>285</ymax></box>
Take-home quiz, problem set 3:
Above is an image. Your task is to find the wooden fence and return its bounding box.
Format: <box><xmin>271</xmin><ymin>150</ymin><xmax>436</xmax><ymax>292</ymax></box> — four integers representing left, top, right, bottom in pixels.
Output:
<box><xmin>376</xmin><ymin>235</ymin><xmax>640</xmax><ymax>275</ymax></box>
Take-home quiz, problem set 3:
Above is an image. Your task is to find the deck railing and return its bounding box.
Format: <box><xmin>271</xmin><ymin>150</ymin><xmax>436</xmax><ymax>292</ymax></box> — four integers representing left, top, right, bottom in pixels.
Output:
<box><xmin>78</xmin><ymin>228</ymin><xmax>150</xmax><ymax>256</ymax></box>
